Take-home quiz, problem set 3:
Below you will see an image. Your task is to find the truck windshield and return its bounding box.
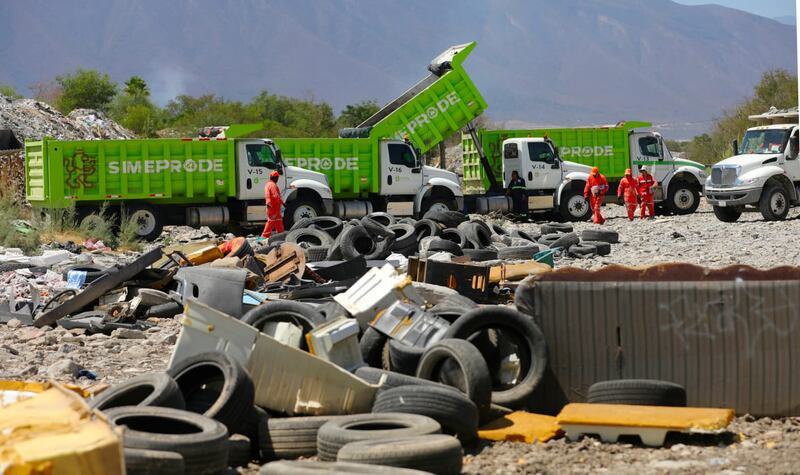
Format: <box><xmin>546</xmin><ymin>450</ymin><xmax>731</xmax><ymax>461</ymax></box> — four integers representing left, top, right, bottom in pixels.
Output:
<box><xmin>527</xmin><ymin>142</ymin><xmax>554</xmax><ymax>162</ymax></box>
<box><xmin>388</xmin><ymin>143</ymin><xmax>417</xmax><ymax>168</ymax></box>
<box><xmin>246</xmin><ymin>144</ymin><xmax>277</xmax><ymax>168</ymax></box>
<box><xmin>638</xmin><ymin>136</ymin><xmax>661</xmax><ymax>158</ymax></box>
<box><xmin>740</xmin><ymin>129</ymin><xmax>790</xmax><ymax>155</ymax></box>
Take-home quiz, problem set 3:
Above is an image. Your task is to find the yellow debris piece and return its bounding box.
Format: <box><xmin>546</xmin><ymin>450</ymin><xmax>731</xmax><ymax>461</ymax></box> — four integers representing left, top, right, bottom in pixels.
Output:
<box><xmin>0</xmin><ymin>380</ymin><xmax>90</xmax><ymax>408</ymax></box>
<box><xmin>0</xmin><ymin>383</ymin><xmax>123</xmax><ymax>475</ymax></box>
<box><xmin>479</xmin><ymin>411</ymin><xmax>563</xmax><ymax>443</ymax></box>
<box><xmin>556</xmin><ymin>403</ymin><xmax>735</xmax><ymax>431</ymax></box>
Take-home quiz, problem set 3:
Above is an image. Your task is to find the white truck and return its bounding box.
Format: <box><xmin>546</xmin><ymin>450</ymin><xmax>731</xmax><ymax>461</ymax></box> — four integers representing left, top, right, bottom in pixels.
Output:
<box><xmin>706</xmin><ymin>124</ymin><xmax>800</xmax><ymax>222</ymax></box>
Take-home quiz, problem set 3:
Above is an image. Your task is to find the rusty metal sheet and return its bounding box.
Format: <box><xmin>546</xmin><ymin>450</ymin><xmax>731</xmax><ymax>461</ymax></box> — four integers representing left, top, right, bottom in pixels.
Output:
<box><xmin>516</xmin><ymin>275</ymin><xmax>800</xmax><ymax>417</ymax></box>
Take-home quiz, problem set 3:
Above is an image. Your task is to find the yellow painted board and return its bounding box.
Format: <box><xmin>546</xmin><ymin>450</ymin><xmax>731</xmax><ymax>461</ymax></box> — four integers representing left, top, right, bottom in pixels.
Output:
<box><xmin>556</xmin><ymin>403</ymin><xmax>735</xmax><ymax>431</ymax></box>
<box><xmin>479</xmin><ymin>411</ymin><xmax>562</xmax><ymax>444</ymax></box>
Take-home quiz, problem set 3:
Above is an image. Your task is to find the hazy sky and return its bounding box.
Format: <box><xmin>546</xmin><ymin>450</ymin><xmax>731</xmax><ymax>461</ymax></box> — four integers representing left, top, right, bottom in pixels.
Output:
<box><xmin>674</xmin><ymin>0</ymin><xmax>794</xmax><ymax>19</ymax></box>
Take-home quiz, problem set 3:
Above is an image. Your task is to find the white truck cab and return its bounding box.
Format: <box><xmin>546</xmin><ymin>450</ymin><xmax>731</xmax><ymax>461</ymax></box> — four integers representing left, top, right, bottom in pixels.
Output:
<box><xmin>706</xmin><ymin>124</ymin><xmax>800</xmax><ymax>222</ymax></box>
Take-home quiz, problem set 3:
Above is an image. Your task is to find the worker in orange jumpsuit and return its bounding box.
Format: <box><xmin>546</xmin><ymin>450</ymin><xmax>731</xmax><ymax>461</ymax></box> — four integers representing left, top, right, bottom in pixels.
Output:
<box><xmin>261</xmin><ymin>170</ymin><xmax>284</xmax><ymax>238</ymax></box>
<box><xmin>584</xmin><ymin>167</ymin><xmax>609</xmax><ymax>224</ymax></box>
<box><xmin>617</xmin><ymin>168</ymin><xmax>640</xmax><ymax>221</ymax></box>
<box><xmin>636</xmin><ymin>167</ymin><xmax>657</xmax><ymax>219</ymax></box>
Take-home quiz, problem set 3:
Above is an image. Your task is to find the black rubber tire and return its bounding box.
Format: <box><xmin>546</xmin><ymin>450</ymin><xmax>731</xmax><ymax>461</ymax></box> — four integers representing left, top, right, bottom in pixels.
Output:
<box><xmin>457</xmin><ymin>221</ymin><xmax>492</xmax><ymax>249</ymax></box>
<box><xmin>490</xmin><ymin>224</ymin><xmax>509</xmax><ymax>235</ymax></box>
<box><xmin>354</xmin><ymin>367</ymin><xmax>455</xmax><ymax>392</ymax></box>
<box><xmin>286</xmin><ymin>228</ymin><xmax>334</xmax><ymax>247</ymax></box>
<box><xmin>228</xmin><ymin>434</ymin><xmax>252</xmax><ymax>468</ymax></box>
<box><xmin>462</xmin><ymin>248</ymin><xmax>498</xmax><ymax>262</ymax></box>
<box><xmin>568</xmin><ymin>243</ymin><xmax>597</xmax><ymax>258</ymax></box>
<box><xmin>581</xmin><ymin>240</ymin><xmax>611</xmax><ymax>256</ymax></box>
<box><xmin>367</xmin><ymin>212</ymin><xmax>396</xmax><ymax>227</ymax></box>
<box><xmin>290</xmin><ymin>218</ymin><xmax>313</xmax><ymax>231</ymax></box>
<box><xmin>587</xmin><ymin>379</ymin><xmax>687</xmax><ymax>407</ymax></box>
<box><xmin>397</xmin><ymin>217</ymin><xmax>417</xmax><ymax>226</ymax></box>
<box><xmin>128</xmin><ymin>203</ymin><xmax>164</xmax><ymax>241</ymax></box>
<box><xmin>308</xmin><ymin>216</ymin><xmax>344</xmax><ymax>238</ymax></box>
<box><xmin>667</xmin><ymin>181</ymin><xmax>701</xmax><ymax>215</ymax></box>
<box><xmin>241</xmin><ymin>301</ymin><xmax>324</xmax><ymax>350</ymax></box>
<box><xmin>393</xmin><ymin>243</ymin><xmax>418</xmax><ymax>258</ymax></box>
<box><xmin>427</xmin><ymin>238</ymin><xmax>463</xmax><ymax>256</ymax></box>
<box><xmin>713</xmin><ymin>205</ymin><xmax>742</xmax><ymax>222</ymax></box>
<box><xmin>388</xmin><ymin>340</ymin><xmax>425</xmax><ymax>376</ymax></box>
<box><xmin>144</xmin><ymin>301</ymin><xmax>183</xmax><ymax>319</ymax></box>
<box><xmin>550</xmin><ymin>232</ymin><xmax>580</xmax><ymax>250</ymax></box>
<box><xmin>284</xmin><ymin>199</ymin><xmax>323</xmax><ymax>230</ymax></box>
<box><xmin>415</xmin><ymin>339</ymin><xmax>492</xmax><ymax>423</ymax></box>
<box><xmin>540</xmin><ymin>222</ymin><xmax>573</xmax><ymax>234</ymax></box>
<box><xmin>340</xmin><ymin>226</ymin><xmax>378</xmax><ymax>259</ymax></box>
<box><xmin>509</xmin><ymin>229</ymin><xmax>540</xmax><ymax>242</ymax></box>
<box><xmin>91</xmin><ymin>372</ymin><xmax>185</xmax><ymax>411</ymax></box>
<box><xmin>361</xmin><ymin>216</ymin><xmax>395</xmax><ymax>238</ymax></box>
<box><xmin>360</xmin><ymin>327</ymin><xmax>389</xmax><ymax>368</ymax></box>
<box><xmin>262</xmin><ymin>415</ymin><xmax>344</xmax><ymax>460</ymax></box>
<box><xmin>758</xmin><ymin>183</ymin><xmax>790</xmax><ymax>221</ymax></box>
<box><xmin>317</xmin><ymin>413</ymin><xmax>441</xmax><ymax>461</ymax></box>
<box><xmin>580</xmin><ymin>229</ymin><xmax>619</xmax><ymax>244</ymax></box>
<box><xmin>105</xmin><ymin>406</ymin><xmax>229</xmax><ymax>475</ymax></box>
<box><xmin>388</xmin><ymin>224</ymin><xmax>416</xmax><ymax>251</ymax></box>
<box><xmin>439</xmin><ymin>228</ymin><xmax>469</xmax><ymax>248</ymax></box>
<box><xmin>422</xmin><ymin>209</ymin><xmax>462</xmax><ymax>229</ymax></box>
<box><xmin>444</xmin><ymin>306</ymin><xmax>548</xmax><ymax>409</ymax></box>
<box><xmin>260</xmin><ymin>460</ymin><xmax>428</xmax><ymax>474</ymax></box>
<box><xmin>413</xmin><ymin>219</ymin><xmax>441</xmax><ymax>242</ymax></box>
<box><xmin>267</xmin><ymin>232</ymin><xmax>287</xmax><ymax>245</ymax></box>
<box><xmin>372</xmin><ymin>385</ymin><xmax>478</xmax><ymax>443</ymax></box>
<box><xmin>365</xmin><ymin>234</ymin><xmax>396</xmax><ymax>260</ymax></box>
<box><xmin>239</xmin><ymin>405</ymin><xmax>268</xmax><ymax>460</ymax></box>
<box><xmin>61</xmin><ymin>264</ymin><xmax>108</xmax><ymax>284</ymax></box>
<box><xmin>337</xmin><ymin>435</ymin><xmax>463</xmax><ymax>475</ymax></box>
<box><xmin>123</xmin><ymin>448</ymin><xmax>185</xmax><ymax>475</ymax></box>
<box><xmin>497</xmin><ymin>244</ymin><xmax>539</xmax><ymax>260</ymax></box>
<box><xmin>305</xmin><ymin>245</ymin><xmax>330</xmax><ymax>262</ymax></box>
<box><xmin>166</xmin><ymin>351</ymin><xmax>255</xmax><ymax>435</ymax></box>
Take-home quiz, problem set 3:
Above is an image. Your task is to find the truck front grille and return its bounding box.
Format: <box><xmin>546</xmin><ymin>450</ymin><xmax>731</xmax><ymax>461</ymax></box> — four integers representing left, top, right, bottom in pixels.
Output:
<box><xmin>711</xmin><ymin>166</ymin><xmax>737</xmax><ymax>186</ymax></box>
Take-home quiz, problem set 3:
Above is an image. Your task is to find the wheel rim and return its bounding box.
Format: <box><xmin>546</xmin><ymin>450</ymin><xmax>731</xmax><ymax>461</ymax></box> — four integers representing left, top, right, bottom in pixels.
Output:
<box><xmin>428</xmin><ymin>202</ymin><xmax>450</xmax><ymax>213</ymax></box>
<box><xmin>674</xmin><ymin>189</ymin><xmax>695</xmax><ymax>210</ymax></box>
<box><xmin>770</xmin><ymin>191</ymin><xmax>787</xmax><ymax>215</ymax></box>
<box><xmin>131</xmin><ymin>210</ymin><xmax>156</xmax><ymax>236</ymax></box>
<box><xmin>567</xmin><ymin>195</ymin><xmax>588</xmax><ymax>217</ymax></box>
<box><xmin>293</xmin><ymin>204</ymin><xmax>318</xmax><ymax>223</ymax></box>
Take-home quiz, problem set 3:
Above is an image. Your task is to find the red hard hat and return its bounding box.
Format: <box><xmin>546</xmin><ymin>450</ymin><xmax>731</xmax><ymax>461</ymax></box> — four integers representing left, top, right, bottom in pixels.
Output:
<box><xmin>270</xmin><ymin>170</ymin><xmax>280</xmax><ymax>178</ymax></box>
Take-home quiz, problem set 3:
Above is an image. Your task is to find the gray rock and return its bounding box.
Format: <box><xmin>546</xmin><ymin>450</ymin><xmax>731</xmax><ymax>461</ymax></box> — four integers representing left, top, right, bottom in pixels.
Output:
<box><xmin>111</xmin><ymin>328</ymin><xmax>146</xmax><ymax>339</ymax></box>
<box><xmin>46</xmin><ymin>359</ymin><xmax>82</xmax><ymax>378</ymax></box>
<box><xmin>6</xmin><ymin>318</ymin><xmax>22</xmax><ymax>329</ymax></box>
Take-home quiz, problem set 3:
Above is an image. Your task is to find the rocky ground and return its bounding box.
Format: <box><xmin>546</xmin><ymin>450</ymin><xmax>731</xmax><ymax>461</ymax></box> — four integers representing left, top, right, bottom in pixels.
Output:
<box><xmin>3</xmin><ymin>200</ymin><xmax>800</xmax><ymax>474</ymax></box>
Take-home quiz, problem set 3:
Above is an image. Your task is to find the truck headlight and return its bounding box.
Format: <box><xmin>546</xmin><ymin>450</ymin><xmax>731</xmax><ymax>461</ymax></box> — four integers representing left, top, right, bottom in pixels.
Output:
<box><xmin>736</xmin><ymin>177</ymin><xmax>760</xmax><ymax>185</ymax></box>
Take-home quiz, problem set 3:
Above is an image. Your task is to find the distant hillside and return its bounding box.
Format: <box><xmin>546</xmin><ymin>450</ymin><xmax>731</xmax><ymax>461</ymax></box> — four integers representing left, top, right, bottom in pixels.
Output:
<box><xmin>773</xmin><ymin>15</ymin><xmax>796</xmax><ymax>25</ymax></box>
<box><xmin>0</xmin><ymin>0</ymin><xmax>795</xmax><ymax>139</ymax></box>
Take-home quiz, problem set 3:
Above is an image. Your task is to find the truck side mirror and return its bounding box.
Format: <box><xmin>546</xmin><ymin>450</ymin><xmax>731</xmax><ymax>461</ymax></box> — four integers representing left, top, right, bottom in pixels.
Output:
<box><xmin>732</xmin><ymin>139</ymin><xmax>739</xmax><ymax>156</ymax></box>
<box><xmin>789</xmin><ymin>135</ymin><xmax>799</xmax><ymax>159</ymax></box>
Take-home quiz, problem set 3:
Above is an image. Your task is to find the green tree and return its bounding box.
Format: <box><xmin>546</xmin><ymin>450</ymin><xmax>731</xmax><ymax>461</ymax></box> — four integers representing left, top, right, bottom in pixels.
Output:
<box><xmin>337</xmin><ymin>100</ymin><xmax>380</xmax><ymax>128</ymax></box>
<box><xmin>0</xmin><ymin>83</ymin><xmax>22</xmax><ymax>99</ymax></box>
<box><xmin>55</xmin><ymin>68</ymin><xmax>118</xmax><ymax>113</ymax></box>
<box><xmin>124</xmin><ymin>76</ymin><xmax>149</xmax><ymax>98</ymax></box>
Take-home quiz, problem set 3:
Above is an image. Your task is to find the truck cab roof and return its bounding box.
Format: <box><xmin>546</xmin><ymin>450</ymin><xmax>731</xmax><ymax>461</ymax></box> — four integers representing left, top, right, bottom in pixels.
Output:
<box><xmin>747</xmin><ymin>123</ymin><xmax>797</xmax><ymax>131</ymax></box>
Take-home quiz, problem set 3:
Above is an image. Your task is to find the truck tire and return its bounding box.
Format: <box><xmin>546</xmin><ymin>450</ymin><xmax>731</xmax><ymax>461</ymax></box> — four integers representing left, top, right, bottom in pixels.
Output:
<box><xmin>713</xmin><ymin>205</ymin><xmax>742</xmax><ymax>222</ymax></box>
<box><xmin>587</xmin><ymin>379</ymin><xmax>687</xmax><ymax>407</ymax></box>
<box><xmin>440</xmin><ymin>228</ymin><xmax>468</xmax><ymax>248</ymax></box>
<box><xmin>128</xmin><ymin>203</ymin><xmax>163</xmax><ymax>241</ymax></box>
<box><xmin>666</xmin><ymin>181</ymin><xmax>700</xmax><ymax>215</ymax></box>
<box><xmin>337</xmin><ymin>435</ymin><xmax>463</xmax><ymax>475</ymax></box>
<box><xmin>758</xmin><ymin>183</ymin><xmax>790</xmax><ymax>221</ymax></box>
<box><xmin>284</xmin><ymin>198</ymin><xmax>322</xmax><ymax>229</ymax></box>
<box><xmin>413</xmin><ymin>219</ymin><xmax>441</xmax><ymax>242</ymax></box>
<box><xmin>558</xmin><ymin>188</ymin><xmax>591</xmax><ymax>221</ymax></box>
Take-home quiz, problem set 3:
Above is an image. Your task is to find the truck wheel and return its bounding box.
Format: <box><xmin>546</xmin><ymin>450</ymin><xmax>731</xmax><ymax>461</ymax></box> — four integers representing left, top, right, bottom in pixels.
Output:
<box><xmin>284</xmin><ymin>199</ymin><xmax>322</xmax><ymax>229</ymax></box>
<box><xmin>421</xmin><ymin>198</ymin><xmax>457</xmax><ymax>216</ymax></box>
<box><xmin>759</xmin><ymin>184</ymin><xmax>790</xmax><ymax>221</ymax></box>
<box><xmin>712</xmin><ymin>206</ymin><xmax>742</xmax><ymax>222</ymax></box>
<box><xmin>558</xmin><ymin>189</ymin><xmax>591</xmax><ymax>222</ymax></box>
<box><xmin>128</xmin><ymin>204</ymin><xmax>163</xmax><ymax>241</ymax></box>
<box><xmin>666</xmin><ymin>181</ymin><xmax>700</xmax><ymax>215</ymax></box>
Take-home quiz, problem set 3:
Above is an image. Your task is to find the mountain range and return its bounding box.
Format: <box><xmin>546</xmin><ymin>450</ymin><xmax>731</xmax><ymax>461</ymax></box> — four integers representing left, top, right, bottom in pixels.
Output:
<box><xmin>0</xmin><ymin>0</ymin><xmax>796</xmax><ymax>139</ymax></box>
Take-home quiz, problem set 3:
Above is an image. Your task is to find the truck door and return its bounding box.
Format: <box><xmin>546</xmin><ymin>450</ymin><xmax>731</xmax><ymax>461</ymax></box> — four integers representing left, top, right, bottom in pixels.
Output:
<box><xmin>380</xmin><ymin>140</ymin><xmax>420</xmax><ymax>196</ymax></box>
<box><xmin>236</xmin><ymin>139</ymin><xmax>283</xmax><ymax>202</ymax></box>
<box><xmin>631</xmin><ymin>133</ymin><xmax>672</xmax><ymax>182</ymax></box>
<box><xmin>524</xmin><ymin>141</ymin><xmax>561</xmax><ymax>191</ymax></box>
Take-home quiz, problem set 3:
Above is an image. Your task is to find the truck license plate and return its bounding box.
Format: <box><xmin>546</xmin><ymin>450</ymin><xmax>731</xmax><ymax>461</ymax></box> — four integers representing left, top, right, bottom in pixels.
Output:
<box><xmin>718</xmin><ymin>201</ymin><xmax>727</xmax><ymax>207</ymax></box>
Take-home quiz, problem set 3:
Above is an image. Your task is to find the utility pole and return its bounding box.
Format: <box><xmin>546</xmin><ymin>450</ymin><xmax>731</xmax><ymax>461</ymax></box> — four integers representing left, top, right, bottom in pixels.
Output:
<box><xmin>439</xmin><ymin>142</ymin><xmax>447</xmax><ymax>169</ymax></box>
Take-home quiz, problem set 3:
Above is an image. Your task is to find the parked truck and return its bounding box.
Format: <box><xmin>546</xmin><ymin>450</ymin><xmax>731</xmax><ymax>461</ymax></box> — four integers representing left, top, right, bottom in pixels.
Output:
<box><xmin>705</xmin><ymin>123</ymin><xmax>800</xmax><ymax>222</ymax></box>
<box><xmin>461</xmin><ymin>122</ymin><xmax>707</xmax><ymax>219</ymax></box>
<box><xmin>272</xmin><ymin>42</ymin><xmax>486</xmax><ymax>221</ymax></box>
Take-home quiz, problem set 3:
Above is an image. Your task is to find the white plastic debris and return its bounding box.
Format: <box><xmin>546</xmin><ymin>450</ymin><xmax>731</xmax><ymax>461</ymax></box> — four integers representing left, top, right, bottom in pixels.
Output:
<box><xmin>333</xmin><ymin>264</ymin><xmax>424</xmax><ymax>328</ymax></box>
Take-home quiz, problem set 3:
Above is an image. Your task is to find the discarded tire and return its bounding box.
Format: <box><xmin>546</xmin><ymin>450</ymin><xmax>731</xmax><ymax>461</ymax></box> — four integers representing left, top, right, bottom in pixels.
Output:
<box><xmin>360</xmin><ymin>327</ymin><xmax>389</xmax><ymax>368</ymax></box>
<box><xmin>365</xmin><ymin>234</ymin><xmax>396</xmax><ymax>260</ymax></box>
<box><xmin>316</xmin><ymin>413</ymin><xmax>441</xmax><ymax>461</ymax></box>
<box><xmin>260</xmin><ymin>460</ymin><xmax>428</xmax><ymax>474</ymax></box>
<box><xmin>388</xmin><ymin>224</ymin><xmax>416</xmax><ymax>251</ymax></box>
<box><xmin>361</xmin><ymin>216</ymin><xmax>395</xmax><ymax>239</ymax></box>
<box><xmin>354</xmin><ymin>367</ymin><xmax>456</xmax><ymax>393</ymax></box>
<box><xmin>308</xmin><ymin>216</ymin><xmax>344</xmax><ymax>238</ymax></box>
<box><xmin>541</xmin><ymin>223</ymin><xmax>573</xmax><ymax>234</ymax></box>
<box><xmin>61</xmin><ymin>264</ymin><xmax>108</xmax><ymax>284</ymax></box>
<box><xmin>367</xmin><ymin>212</ymin><xmax>396</xmax><ymax>227</ymax></box>
<box><xmin>267</xmin><ymin>232</ymin><xmax>287</xmax><ymax>245</ymax></box>
<box><xmin>228</xmin><ymin>434</ymin><xmax>252</xmax><ymax>468</ymax></box>
<box><xmin>166</xmin><ymin>351</ymin><xmax>255</xmax><ymax>435</ymax></box>
<box><xmin>587</xmin><ymin>379</ymin><xmax>687</xmax><ymax>407</ymax></box>
<box><xmin>415</xmin><ymin>339</ymin><xmax>492</xmax><ymax>423</ymax></box>
<box><xmin>413</xmin><ymin>219</ymin><xmax>441</xmax><ymax>242</ymax></box>
<box><xmin>440</xmin><ymin>228</ymin><xmax>469</xmax><ymax>248</ymax></box>
<box><xmin>422</xmin><ymin>209</ymin><xmax>463</xmax><ymax>229</ymax></box>
<box><xmin>490</xmin><ymin>224</ymin><xmax>509</xmax><ymax>235</ymax></box>
<box><xmin>286</xmin><ymin>228</ymin><xmax>334</xmax><ymax>247</ymax></box>
<box><xmin>91</xmin><ymin>372</ymin><xmax>185</xmax><ymax>411</ymax></box>
<box><xmin>509</xmin><ymin>229</ymin><xmax>540</xmax><ymax>242</ymax></box>
<box><xmin>144</xmin><ymin>301</ymin><xmax>183</xmax><ymax>319</ymax></box>
<box><xmin>580</xmin><ymin>229</ymin><xmax>619</xmax><ymax>244</ymax></box>
<box><xmin>427</xmin><ymin>238</ymin><xmax>463</xmax><ymax>256</ymax></box>
<box><xmin>372</xmin><ymin>385</ymin><xmax>478</xmax><ymax>443</ymax></box>
<box><xmin>340</xmin><ymin>226</ymin><xmax>378</xmax><ymax>260</ymax></box>
<box><xmin>397</xmin><ymin>217</ymin><xmax>417</xmax><ymax>226</ymax></box>
<box><xmin>539</xmin><ymin>232</ymin><xmax>579</xmax><ymax>250</ymax></box>
<box><xmin>242</xmin><ymin>301</ymin><xmax>325</xmax><ymax>335</ymax></box>
<box><xmin>305</xmin><ymin>245</ymin><xmax>331</xmax><ymax>262</ymax></box>
<box><xmin>337</xmin><ymin>435</ymin><xmax>463</xmax><ymax>475</ymax></box>
<box><xmin>496</xmin><ymin>244</ymin><xmax>539</xmax><ymax>260</ymax></box>
<box><xmin>262</xmin><ymin>415</ymin><xmax>344</xmax><ymax>460</ymax></box>
<box><xmin>105</xmin><ymin>406</ymin><xmax>229</xmax><ymax>475</ymax></box>
<box><xmin>290</xmin><ymin>218</ymin><xmax>314</xmax><ymax>231</ymax></box>
<box><xmin>123</xmin><ymin>448</ymin><xmax>185</xmax><ymax>475</ymax></box>
<box><xmin>582</xmin><ymin>240</ymin><xmax>612</xmax><ymax>256</ymax></box>
<box><xmin>457</xmin><ymin>221</ymin><xmax>492</xmax><ymax>249</ymax></box>
<box><xmin>462</xmin><ymin>248</ymin><xmax>498</xmax><ymax>262</ymax></box>
<box><xmin>444</xmin><ymin>306</ymin><xmax>548</xmax><ymax>409</ymax></box>
<box><xmin>568</xmin><ymin>243</ymin><xmax>597</xmax><ymax>258</ymax></box>
<box><xmin>388</xmin><ymin>339</ymin><xmax>425</xmax><ymax>376</ymax></box>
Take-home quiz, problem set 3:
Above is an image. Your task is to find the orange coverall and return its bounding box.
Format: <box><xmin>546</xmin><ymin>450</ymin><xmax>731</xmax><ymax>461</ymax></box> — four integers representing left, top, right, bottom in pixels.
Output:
<box><xmin>617</xmin><ymin>172</ymin><xmax>639</xmax><ymax>221</ymax></box>
<box><xmin>637</xmin><ymin>172</ymin><xmax>657</xmax><ymax>219</ymax></box>
<box><xmin>584</xmin><ymin>172</ymin><xmax>609</xmax><ymax>224</ymax></box>
<box><xmin>261</xmin><ymin>179</ymin><xmax>284</xmax><ymax>238</ymax></box>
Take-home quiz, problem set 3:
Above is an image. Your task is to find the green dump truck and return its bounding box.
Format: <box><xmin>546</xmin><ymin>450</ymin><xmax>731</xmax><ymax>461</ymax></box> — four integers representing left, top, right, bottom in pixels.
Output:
<box><xmin>24</xmin><ymin>132</ymin><xmax>333</xmax><ymax>240</ymax></box>
<box><xmin>462</xmin><ymin>122</ymin><xmax>707</xmax><ymax>219</ymax></box>
<box><xmin>273</xmin><ymin>42</ymin><xmax>487</xmax><ymax>219</ymax></box>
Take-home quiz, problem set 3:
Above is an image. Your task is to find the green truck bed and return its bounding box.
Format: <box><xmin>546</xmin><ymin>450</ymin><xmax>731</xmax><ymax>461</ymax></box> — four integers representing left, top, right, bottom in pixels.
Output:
<box><xmin>462</xmin><ymin>121</ymin><xmax>652</xmax><ymax>193</ymax></box>
<box><xmin>25</xmin><ymin>137</ymin><xmax>237</xmax><ymax>208</ymax></box>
